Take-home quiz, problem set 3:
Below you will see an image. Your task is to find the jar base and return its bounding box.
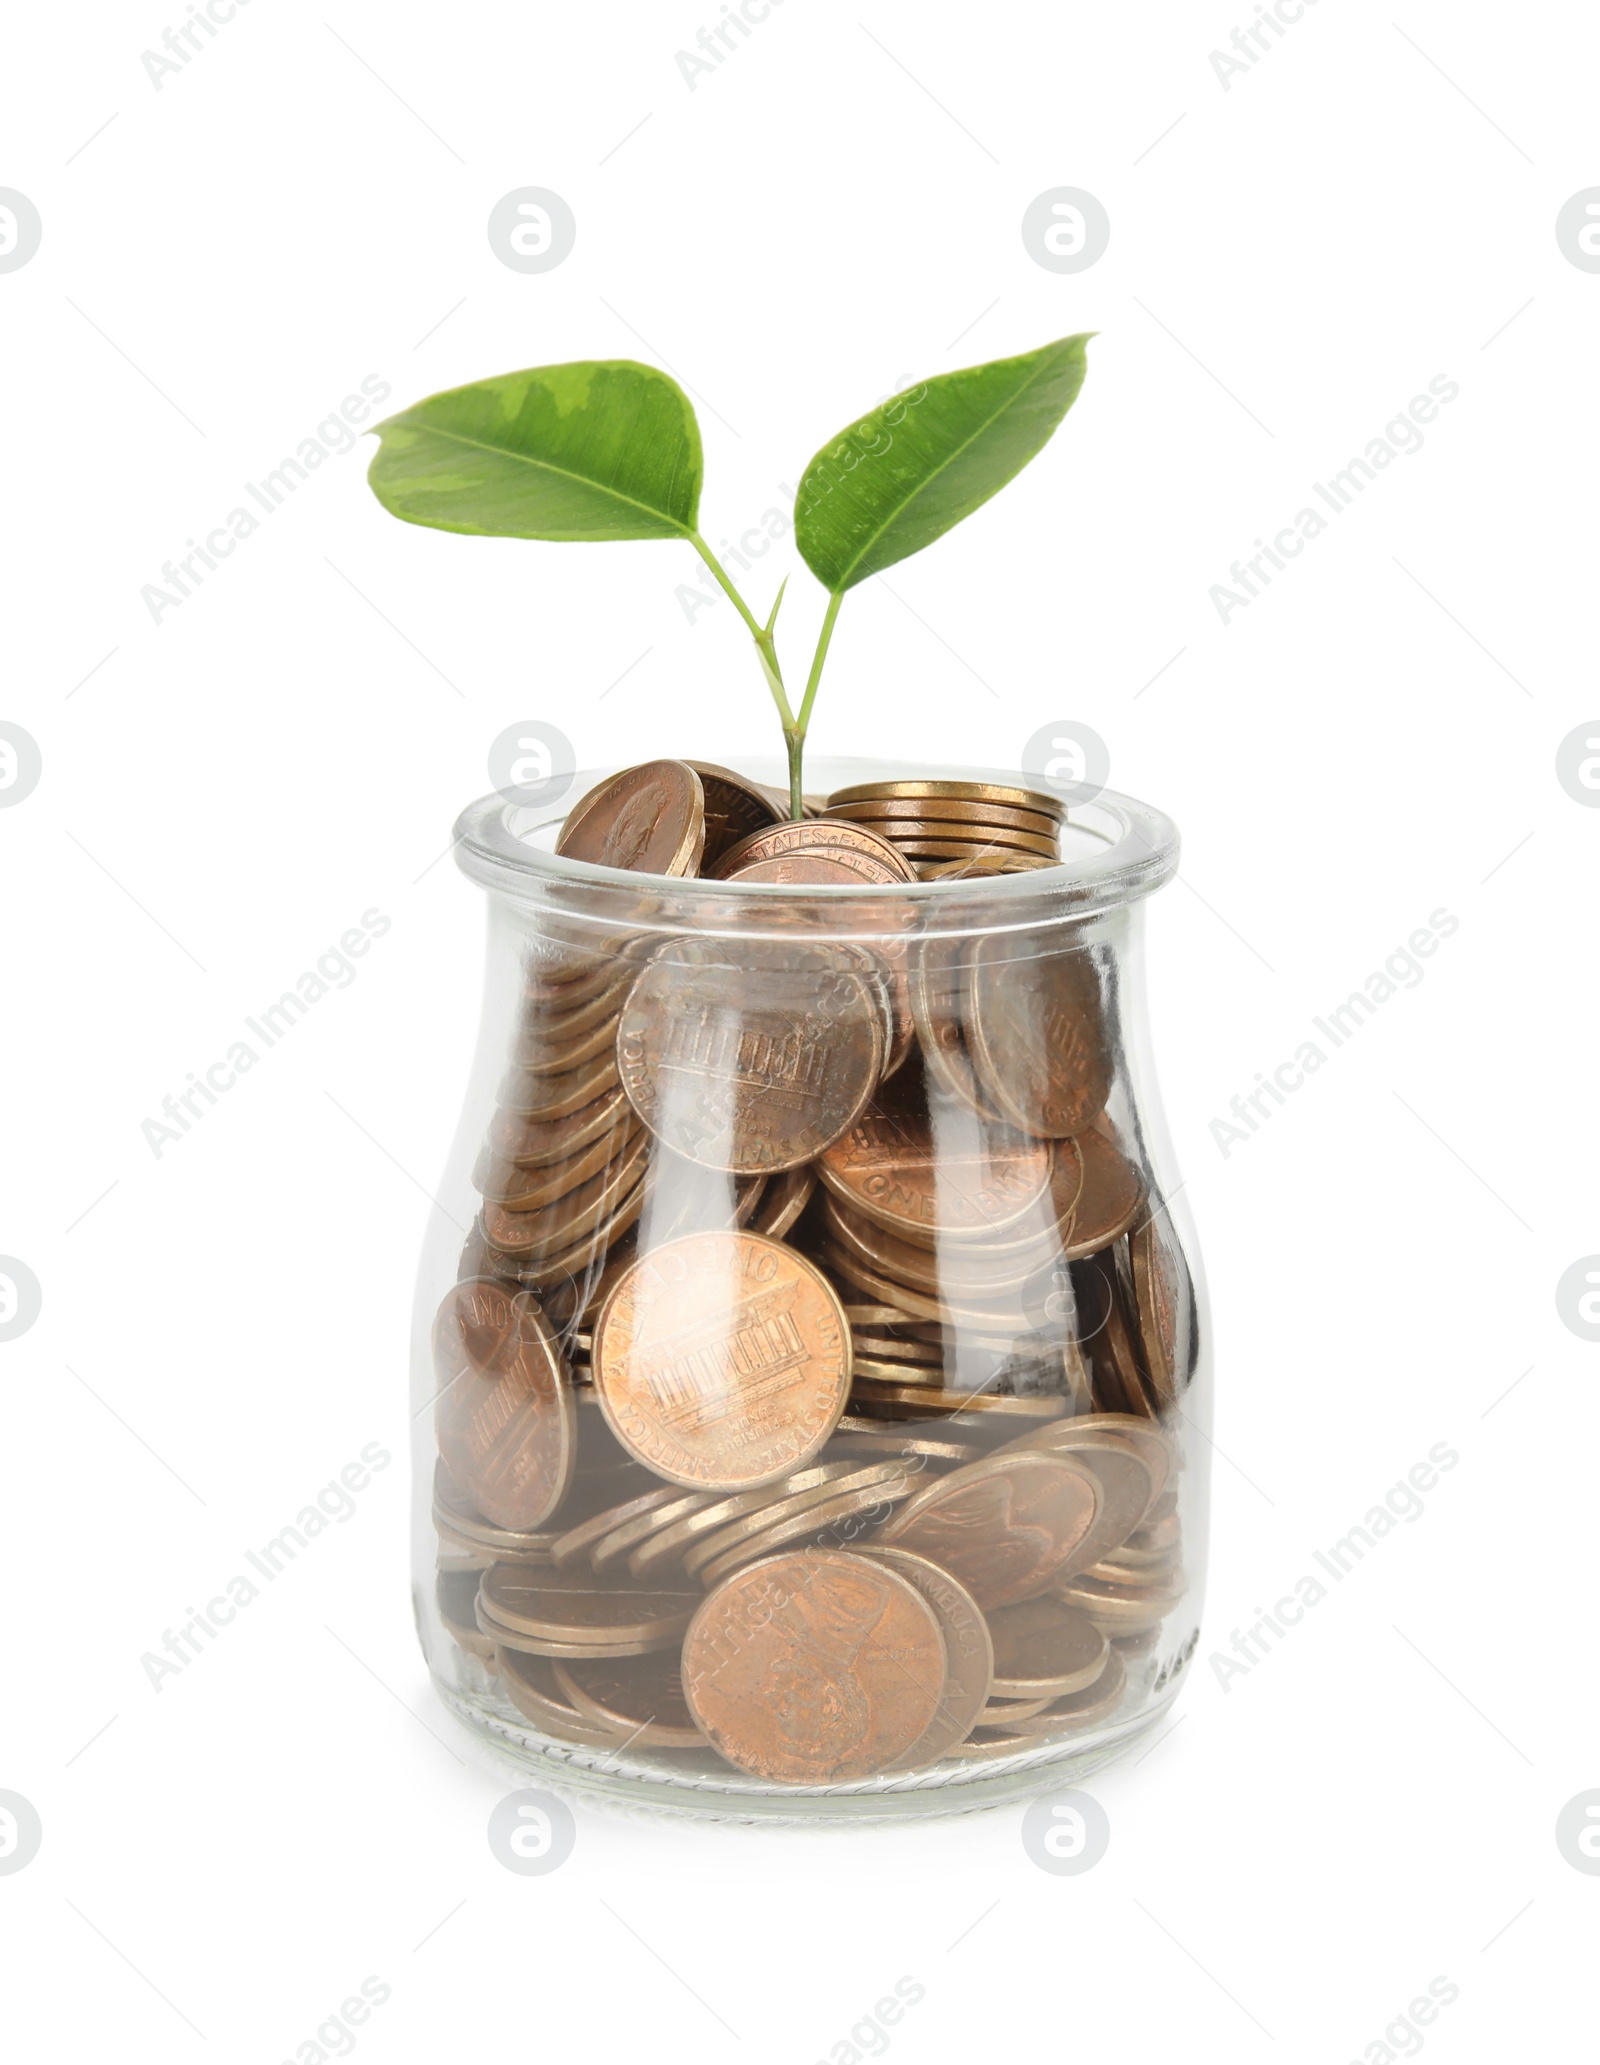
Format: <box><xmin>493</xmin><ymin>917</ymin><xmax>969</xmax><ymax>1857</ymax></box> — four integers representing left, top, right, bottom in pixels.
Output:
<box><xmin>434</xmin><ymin>1670</ymin><xmax>1185</xmax><ymax>1826</ymax></box>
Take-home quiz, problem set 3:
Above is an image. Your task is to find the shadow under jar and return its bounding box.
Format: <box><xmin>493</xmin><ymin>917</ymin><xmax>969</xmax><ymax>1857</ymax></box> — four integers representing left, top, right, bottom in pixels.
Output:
<box><xmin>413</xmin><ymin>758</ymin><xmax>1209</xmax><ymax>1823</ymax></box>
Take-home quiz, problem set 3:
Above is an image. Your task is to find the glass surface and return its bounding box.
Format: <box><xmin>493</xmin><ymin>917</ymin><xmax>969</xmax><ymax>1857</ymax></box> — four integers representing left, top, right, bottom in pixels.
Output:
<box><xmin>412</xmin><ymin>758</ymin><xmax>1209</xmax><ymax>1820</ymax></box>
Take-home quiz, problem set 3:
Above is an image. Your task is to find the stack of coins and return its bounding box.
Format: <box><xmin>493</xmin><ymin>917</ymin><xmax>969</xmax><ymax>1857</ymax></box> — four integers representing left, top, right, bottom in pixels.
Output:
<box><xmin>823</xmin><ymin>779</ymin><xmax>1066</xmax><ymax>880</ymax></box>
<box><xmin>431</xmin><ymin>760</ymin><xmax>1197</xmax><ymax>1782</ymax></box>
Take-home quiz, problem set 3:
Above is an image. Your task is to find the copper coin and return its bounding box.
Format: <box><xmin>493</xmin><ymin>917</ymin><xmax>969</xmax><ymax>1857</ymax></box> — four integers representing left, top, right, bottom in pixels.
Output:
<box><xmin>826</xmin><ymin>779</ymin><xmax>1066</xmax><ymax>820</ymax></box>
<box><xmin>987</xmin><ymin>1597</ymin><xmax>1109</xmax><ymax>1698</ymax></box>
<box><xmin>826</xmin><ymin>797</ymin><xmax>1061</xmax><ymax>836</ymax></box>
<box><xmin>749</xmin><ymin>1164</ymin><xmax>816</xmax><ymax>1241</ymax></box>
<box><xmin>681</xmin><ymin>1548</ymin><xmax>947</xmax><ymax>1782</ymax></box>
<box><xmin>1003</xmin><ymin>1644</ymin><xmax>1128</xmax><ymax>1734</ymax></box>
<box><xmin>999</xmin><ymin>1424</ymin><xmax>1157</xmax><ymax>1568</ymax></box>
<box><xmin>685</xmin><ymin>1460</ymin><xmax>917</xmax><ymax>1582</ymax></box>
<box><xmin>1036</xmin><ymin>1415</ymin><xmax>1172</xmax><ymax>1507</ymax></box>
<box><xmin>476</xmin><ymin>1118</ymin><xmax>641</xmax><ymax>1211</ymax></box>
<box><xmin>908</xmin><ymin>939</ymin><xmax>1000</xmax><ymax>1122</ymax></box>
<box><xmin>482</xmin><ymin>1130</ymin><xmax>650</xmax><ymax>1259</ymax></box>
<box><xmin>685</xmin><ymin>760</ymin><xmax>784</xmax><ymax>869</ymax></box>
<box><xmin>521</xmin><ymin>969</ymin><xmax>637</xmax><ymax>1040</ymax></box>
<box><xmin>553</xmin><ymin>1650</ymin><xmax>707</xmax><ymax>1749</ymax></box>
<box><xmin>593</xmin><ymin>1231</ymin><xmax>851</xmax><ymax>1490</ymax></box>
<box><xmin>549</xmin><ymin>1479</ymin><xmax>704</xmax><ymax>1568</ymax></box>
<box><xmin>1130</xmin><ymin>1208</ymin><xmax>1187</xmax><ymax>1402</ymax></box>
<box><xmin>433</xmin><ymin>1279</ymin><xmax>576</xmax><ymax>1532</ymax></box>
<box><xmin>876</xmin><ymin>1452</ymin><xmax>1101</xmax><ymax>1609</ymax></box>
<box><xmin>437</xmin><ymin>1570</ymin><xmax>499</xmax><ymax>1662</ymax></box>
<box><xmin>617</xmin><ymin>938</ymin><xmax>884</xmax><ymax>1174</ymax></box>
<box><xmin>515</xmin><ymin>1183</ymin><xmax>649</xmax><ymax>1291</ymax></box>
<box><xmin>858</xmin><ymin>1546</ymin><xmax>995</xmax><ymax>1768</ymax></box>
<box><xmin>1078</xmin><ymin>1250</ymin><xmax>1153</xmax><ymax>1419</ymax></box>
<box><xmin>497</xmin><ymin>1049</ymin><xmax>620</xmax><ymax>1120</ymax></box>
<box><xmin>919</xmin><ymin>854</ymin><xmax>1059</xmax><ymax>879</ymax></box>
<box><xmin>825</xmin><ymin>1428</ymin><xmax>985</xmax><ymax>1466</ymax></box>
<box><xmin>484</xmin><ymin>1086</ymin><xmax>635</xmax><ymax>1171</ymax></box>
<box><xmin>555</xmin><ymin>761</ymin><xmax>706</xmax><ymax>877</ymax></box>
<box><xmin>497</xmin><ymin>1647</ymin><xmax>629</xmax><ymax>1744</ymax></box>
<box><xmin>1061</xmin><ymin>1127</ymin><xmax>1145</xmax><ymax>1258</ymax></box>
<box><xmin>628</xmin><ymin>1460</ymin><xmax>863</xmax><ymax>1579</ymax></box>
<box><xmin>874</xmin><ymin>829</ymin><xmax>1063</xmax><ymax>859</ymax></box>
<box><xmin>1058</xmin><ymin>1573</ymin><xmax>1184</xmax><ymax>1631</ymax></box>
<box><xmin>818</xmin><ymin>1064</ymin><xmax>1052</xmax><ymax>1244</ymax></box>
<box><xmin>849</xmin><ymin>1379</ymin><xmax>1067</xmax><ymax>1420</ymax></box>
<box><xmin>511</xmin><ymin>1012</ymin><xmax>626</xmax><ymax>1079</ymax></box>
<box><xmin>478</xmin><ymin>1563</ymin><xmax>699</xmax><ymax>1647</ymax></box>
<box><xmin>965</xmin><ymin>938</ymin><xmax>1112</xmax><ymax>1139</ymax></box>
<box><xmin>587</xmin><ymin>1488</ymin><xmax>722</xmax><ymax>1571</ymax></box>
<box><xmin>711</xmin><ymin>818</ymin><xmax>917</xmax><ymax>883</ymax></box>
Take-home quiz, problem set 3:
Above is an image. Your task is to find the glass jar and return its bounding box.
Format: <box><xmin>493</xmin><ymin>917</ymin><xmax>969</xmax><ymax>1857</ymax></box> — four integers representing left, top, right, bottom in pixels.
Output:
<box><xmin>412</xmin><ymin>758</ymin><xmax>1208</xmax><ymax>1821</ymax></box>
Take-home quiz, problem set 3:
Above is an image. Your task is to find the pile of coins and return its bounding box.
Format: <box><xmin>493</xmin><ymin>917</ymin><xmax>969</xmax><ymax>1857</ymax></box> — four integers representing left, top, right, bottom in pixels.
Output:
<box><xmin>431</xmin><ymin>761</ymin><xmax>1196</xmax><ymax>1784</ymax></box>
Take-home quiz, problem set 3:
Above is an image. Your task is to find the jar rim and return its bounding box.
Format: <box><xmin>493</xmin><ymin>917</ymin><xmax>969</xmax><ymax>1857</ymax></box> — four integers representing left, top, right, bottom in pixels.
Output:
<box><xmin>452</xmin><ymin>757</ymin><xmax>1178</xmax><ymax>935</ymax></box>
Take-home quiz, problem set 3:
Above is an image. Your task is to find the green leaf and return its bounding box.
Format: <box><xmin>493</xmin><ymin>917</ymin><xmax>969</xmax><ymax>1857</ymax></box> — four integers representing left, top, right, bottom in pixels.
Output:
<box><xmin>366</xmin><ymin>360</ymin><xmax>703</xmax><ymax>542</ymax></box>
<box><xmin>793</xmin><ymin>334</ymin><xmax>1092</xmax><ymax>594</ymax></box>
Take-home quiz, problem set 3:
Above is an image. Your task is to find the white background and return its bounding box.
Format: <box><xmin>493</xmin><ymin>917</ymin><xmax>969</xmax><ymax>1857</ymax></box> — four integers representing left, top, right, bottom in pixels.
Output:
<box><xmin>3</xmin><ymin>0</ymin><xmax>1597</xmax><ymax>2057</ymax></box>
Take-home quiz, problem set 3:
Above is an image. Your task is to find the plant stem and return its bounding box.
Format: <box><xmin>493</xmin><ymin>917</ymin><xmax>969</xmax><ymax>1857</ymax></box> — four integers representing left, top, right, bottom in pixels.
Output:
<box><xmin>690</xmin><ymin>534</ymin><xmax>798</xmax><ymax>789</ymax></box>
<box><xmin>786</xmin><ymin>590</ymin><xmax>844</xmax><ymax>815</ymax></box>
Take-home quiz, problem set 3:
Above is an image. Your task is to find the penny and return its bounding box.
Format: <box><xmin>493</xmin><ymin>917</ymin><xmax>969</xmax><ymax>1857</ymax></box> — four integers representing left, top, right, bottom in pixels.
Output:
<box><xmin>908</xmin><ymin>938</ymin><xmax>1000</xmax><ymax>1122</ymax></box>
<box><xmin>617</xmin><ymin>937</ymin><xmax>884</xmax><ymax>1175</ymax></box>
<box><xmin>482</xmin><ymin>1129</ymin><xmax>650</xmax><ymax>1259</ymax></box>
<box><xmin>1058</xmin><ymin>1573</ymin><xmax>1184</xmax><ymax>1632</ymax></box>
<box><xmin>695</xmin><ymin>1472</ymin><xmax>922</xmax><ymax>1588</ymax></box>
<box><xmin>978</xmin><ymin>1692</ymin><xmax>1053</xmax><ymax>1725</ymax></box>
<box><xmin>826</xmin><ymin>779</ymin><xmax>1066</xmax><ymax>820</ymax></box>
<box><xmin>549</xmin><ymin>1479</ymin><xmax>704</xmax><ymax>1568</ymax></box>
<box><xmin>681</xmin><ymin>1548</ymin><xmax>947</xmax><ymax>1783</ymax></box>
<box><xmin>511</xmin><ymin>1011</ymin><xmax>627</xmax><ymax>1079</ymax></box>
<box><xmin>876</xmin><ymin>1452</ymin><xmax>1101</xmax><ymax>1610</ymax></box>
<box><xmin>986</xmin><ymin>1597</ymin><xmax>1110</xmax><ymax>1699</ymax></box>
<box><xmin>478</xmin><ymin>1564</ymin><xmax>700</xmax><ymax>1648</ymax></box>
<box><xmin>824</xmin><ymin>1429</ymin><xmax>985</xmax><ymax>1466</ymax></box>
<box><xmin>475</xmin><ymin>1118</ymin><xmax>640</xmax><ymax>1212</ymax></box>
<box><xmin>818</xmin><ymin>1064</ymin><xmax>1052</xmax><ymax>1244</ymax></box>
<box><xmin>1003</xmin><ymin>1645</ymin><xmax>1128</xmax><ymax>1734</ymax></box>
<box><xmin>919</xmin><ymin>854</ymin><xmax>1058</xmax><ymax>879</ymax></box>
<box><xmin>874</xmin><ymin>831</ymin><xmax>1063</xmax><ymax>860</ymax></box>
<box><xmin>1080</xmin><ymin>1251</ymin><xmax>1154</xmax><ymax>1419</ymax></box>
<box><xmin>1130</xmin><ymin>1207</ymin><xmax>1187</xmax><ymax>1402</ymax></box>
<box><xmin>712</xmin><ymin>818</ymin><xmax>917</xmax><ymax>883</ymax></box>
<box><xmin>497</xmin><ymin>1648</ymin><xmax>628</xmax><ymax>1744</ymax></box>
<box><xmin>553</xmin><ymin>1650</ymin><xmax>708</xmax><ymax>1749</ymax></box>
<box><xmin>639</xmin><ymin>1153</ymin><xmax>768</xmax><ymax>1245</ymax></box>
<box><xmin>484</xmin><ymin>1086</ymin><xmax>635</xmax><ymax>1170</ymax></box>
<box><xmin>497</xmin><ymin>1049</ymin><xmax>620</xmax><ymax>1121</ymax></box>
<box><xmin>685</xmin><ymin>761</ymin><xmax>784</xmax><ymax>869</ymax></box>
<box><xmin>859</xmin><ymin>1547</ymin><xmax>995</xmax><ymax>1768</ymax></box>
<box><xmin>999</xmin><ymin>1424</ymin><xmax>1157</xmax><ymax>1568</ymax></box>
<box><xmin>826</xmin><ymin>798</ymin><xmax>1062</xmax><ymax>836</ymax></box>
<box><xmin>1034</xmin><ymin>1414</ymin><xmax>1172</xmax><ymax>1508</ymax></box>
<box><xmin>1060</xmin><ymin>1127</ymin><xmax>1145</xmax><ymax>1258</ymax></box>
<box><xmin>518</xmin><ymin>1184</ymin><xmax>648</xmax><ymax>1291</ymax></box>
<box><xmin>588</xmin><ymin>1488</ymin><xmax>722</xmax><ymax>1571</ymax></box>
<box><xmin>851</xmin><ymin>1356</ymin><xmax>943</xmax><ymax>1383</ymax></box>
<box><xmin>684</xmin><ymin>1459</ymin><xmax>916</xmax><ymax>1581</ymax></box>
<box><xmin>433</xmin><ymin>1279</ymin><xmax>576</xmax><ymax>1532</ymax></box>
<box><xmin>521</xmin><ymin>969</ymin><xmax>637</xmax><ymax>1040</ymax></box>
<box><xmin>849</xmin><ymin>1380</ymin><xmax>1067</xmax><ymax>1420</ymax></box>
<box><xmin>627</xmin><ymin>1460</ymin><xmax>863</xmax><ymax>1579</ymax></box>
<box><xmin>593</xmin><ymin>1231</ymin><xmax>851</xmax><ymax>1491</ymax></box>
<box><xmin>556</xmin><ymin>761</ymin><xmax>706</xmax><ymax>877</ymax></box>
<box><xmin>437</xmin><ymin>1570</ymin><xmax>499</xmax><ymax>1662</ymax></box>
<box><xmin>749</xmin><ymin>1164</ymin><xmax>816</xmax><ymax>1241</ymax></box>
<box><xmin>965</xmin><ymin>938</ymin><xmax>1111</xmax><ymax>1139</ymax></box>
